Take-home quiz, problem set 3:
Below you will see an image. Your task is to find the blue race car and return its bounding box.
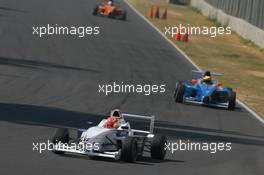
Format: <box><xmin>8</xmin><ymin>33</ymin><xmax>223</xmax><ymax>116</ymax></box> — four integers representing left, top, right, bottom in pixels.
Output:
<box><xmin>174</xmin><ymin>71</ymin><xmax>236</xmax><ymax>110</ymax></box>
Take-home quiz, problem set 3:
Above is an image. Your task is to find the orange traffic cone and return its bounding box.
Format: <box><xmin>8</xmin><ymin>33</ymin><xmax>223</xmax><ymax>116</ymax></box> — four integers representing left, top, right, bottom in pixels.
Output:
<box><xmin>182</xmin><ymin>29</ymin><xmax>189</xmax><ymax>42</ymax></box>
<box><xmin>162</xmin><ymin>7</ymin><xmax>167</xmax><ymax>19</ymax></box>
<box><xmin>155</xmin><ymin>6</ymin><xmax>160</xmax><ymax>18</ymax></box>
<box><xmin>147</xmin><ymin>5</ymin><xmax>153</xmax><ymax>18</ymax></box>
<box><xmin>175</xmin><ymin>30</ymin><xmax>181</xmax><ymax>41</ymax></box>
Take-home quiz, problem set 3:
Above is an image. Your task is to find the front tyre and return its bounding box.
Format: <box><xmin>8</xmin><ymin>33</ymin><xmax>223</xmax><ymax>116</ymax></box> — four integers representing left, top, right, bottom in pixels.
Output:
<box><xmin>150</xmin><ymin>135</ymin><xmax>167</xmax><ymax>160</ymax></box>
<box><xmin>51</xmin><ymin>128</ymin><xmax>69</xmax><ymax>154</ymax></box>
<box><xmin>174</xmin><ymin>82</ymin><xmax>185</xmax><ymax>103</ymax></box>
<box><xmin>121</xmin><ymin>137</ymin><xmax>138</xmax><ymax>163</ymax></box>
<box><xmin>92</xmin><ymin>6</ymin><xmax>98</xmax><ymax>16</ymax></box>
<box><xmin>228</xmin><ymin>91</ymin><xmax>236</xmax><ymax>110</ymax></box>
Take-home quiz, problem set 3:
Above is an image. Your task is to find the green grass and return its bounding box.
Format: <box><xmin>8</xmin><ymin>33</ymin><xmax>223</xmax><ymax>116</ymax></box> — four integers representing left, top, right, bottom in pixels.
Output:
<box><xmin>207</xmin><ymin>17</ymin><xmax>222</xmax><ymax>27</ymax></box>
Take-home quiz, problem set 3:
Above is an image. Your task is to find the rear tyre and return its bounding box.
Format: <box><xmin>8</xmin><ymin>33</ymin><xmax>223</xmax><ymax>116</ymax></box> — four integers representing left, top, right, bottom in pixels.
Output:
<box><xmin>174</xmin><ymin>82</ymin><xmax>185</xmax><ymax>103</ymax></box>
<box><xmin>150</xmin><ymin>135</ymin><xmax>167</xmax><ymax>160</ymax></box>
<box><xmin>226</xmin><ymin>87</ymin><xmax>233</xmax><ymax>91</ymax></box>
<box><xmin>121</xmin><ymin>11</ymin><xmax>127</xmax><ymax>20</ymax></box>
<box><xmin>51</xmin><ymin>128</ymin><xmax>69</xmax><ymax>154</ymax></box>
<box><xmin>228</xmin><ymin>91</ymin><xmax>236</xmax><ymax>110</ymax></box>
<box><xmin>108</xmin><ymin>12</ymin><xmax>115</xmax><ymax>18</ymax></box>
<box><xmin>121</xmin><ymin>137</ymin><xmax>138</xmax><ymax>163</ymax></box>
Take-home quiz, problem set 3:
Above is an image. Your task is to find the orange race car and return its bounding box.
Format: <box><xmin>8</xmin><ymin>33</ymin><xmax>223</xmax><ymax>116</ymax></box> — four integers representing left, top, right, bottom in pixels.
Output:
<box><xmin>92</xmin><ymin>0</ymin><xmax>127</xmax><ymax>20</ymax></box>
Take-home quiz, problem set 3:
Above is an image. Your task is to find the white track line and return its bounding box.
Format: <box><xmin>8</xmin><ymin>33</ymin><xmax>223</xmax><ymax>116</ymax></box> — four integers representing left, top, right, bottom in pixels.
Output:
<box><xmin>124</xmin><ymin>0</ymin><xmax>264</xmax><ymax>124</ymax></box>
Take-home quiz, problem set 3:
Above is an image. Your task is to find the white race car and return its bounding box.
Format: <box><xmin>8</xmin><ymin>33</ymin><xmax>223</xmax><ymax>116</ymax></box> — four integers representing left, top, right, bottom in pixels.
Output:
<box><xmin>51</xmin><ymin>109</ymin><xmax>167</xmax><ymax>163</ymax></box>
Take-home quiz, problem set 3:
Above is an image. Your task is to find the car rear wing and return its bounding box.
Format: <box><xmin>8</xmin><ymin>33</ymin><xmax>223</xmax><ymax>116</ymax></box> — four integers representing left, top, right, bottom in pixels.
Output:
<box><xmin>122</xmin><ymin>113</ymin><xmax>155</xmax><ymax>134</ymax></box>
<box><xmin>191</xmin><ymin>70</ymin><xmax>223</xmax><ymax>79</ymax></box>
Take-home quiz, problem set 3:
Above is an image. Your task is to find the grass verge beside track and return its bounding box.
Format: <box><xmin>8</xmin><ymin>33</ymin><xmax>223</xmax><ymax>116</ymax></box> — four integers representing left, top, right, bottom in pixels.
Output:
<box><xmin>128</xmin><ymin>0</ymin><xmax>264</xmax><ymax>118</ymax></box>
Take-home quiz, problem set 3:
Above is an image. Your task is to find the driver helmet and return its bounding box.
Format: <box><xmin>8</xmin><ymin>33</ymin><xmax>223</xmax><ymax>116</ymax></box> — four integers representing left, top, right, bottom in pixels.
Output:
<box><xmin>203</xmin><ymin>71</ymin><xmax>212</xmax><ymax>82</ymax></box>
<box><xmin>105</xmin><ymin>109</ymin><xmax>122</xmax><ymax>128</ymax></box>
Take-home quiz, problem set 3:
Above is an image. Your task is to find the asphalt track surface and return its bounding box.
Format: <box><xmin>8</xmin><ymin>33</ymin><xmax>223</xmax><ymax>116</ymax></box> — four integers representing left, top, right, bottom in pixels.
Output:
<box><xmin>0</xmin><ymin>0</ymin><xmax>263</xmax><ymax>175</ymax></box>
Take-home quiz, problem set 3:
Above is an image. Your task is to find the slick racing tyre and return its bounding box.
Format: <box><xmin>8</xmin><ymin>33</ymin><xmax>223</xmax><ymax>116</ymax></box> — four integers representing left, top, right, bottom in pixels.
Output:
<box><xmin>226</xmin><ymin>87</ymin><xmax>233</xmax><ymax>92</ymax></box>
<box><xmin>51</xmin><ymin>128</ymin><xmax>69</xmax><ymax>154</ymax></box>
<box><xmin>228</xmin><ymin>91</ymin><xmax>236</xmax><ymax>110</ymax></box>
<box><xmin>121</xmin><ymin>137</ymin><xmax>138</xmax><ymax>163</ymax></box>
<box><xmin>174</xmin><ymin>82</ymin><xmax>185</xmax><ymax>103</ymax></box>
<box><xmin>108</xmin><ymin>12</ymin><xmax>115</xmax><ymax>18</ymax></box>
<box><xmin>150</xmin><ymin>135</ymin><xmax>167</xmax><ymax>160</ymax></box>
<box><xmin>202</xmin><ymin>96</ymin><xmax>210</xmax><ymax>104</ymax></box>
<box><xmin>92</xmin><ymin>6</ymin><xmax>98</xmax><ymax>16</ymax></box>
<box><xmin>120</xmin><ymin>11</ymin><xmax>127</xmax><ymax>20</ymax></box>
